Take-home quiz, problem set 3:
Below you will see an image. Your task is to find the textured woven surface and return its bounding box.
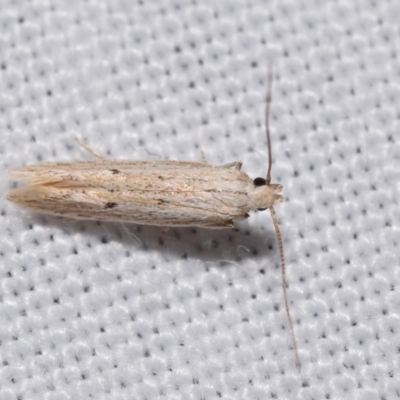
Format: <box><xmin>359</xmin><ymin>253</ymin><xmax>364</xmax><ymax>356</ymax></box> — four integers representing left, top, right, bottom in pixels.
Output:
<box><xmin>1</xmin><ymin>0</ymin><xmax>400</xmax><ymax>399</ymax></box>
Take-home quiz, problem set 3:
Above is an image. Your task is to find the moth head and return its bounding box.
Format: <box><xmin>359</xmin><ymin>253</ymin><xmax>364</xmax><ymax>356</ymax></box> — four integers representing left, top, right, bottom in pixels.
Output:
<box><xmin>249</xmin><ymin>177</ymin><xmax>283</xmax><ymax>211</ymax></box>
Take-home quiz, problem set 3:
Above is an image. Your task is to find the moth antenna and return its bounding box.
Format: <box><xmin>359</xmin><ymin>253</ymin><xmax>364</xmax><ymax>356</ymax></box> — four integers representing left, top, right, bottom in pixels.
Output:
<box><xmin>269</xmin><ymin>206</ymin><xmax>301</xmax><ymax>371</ymax></box>
<box><xmin>265</xmin><ymin>66</ymin><xmax>299</xmax><ymax>370</ymax></box>
<box><xmin>265</xmin><ymin>66</ymin><xmax>273</xmax><ymax>185</ymax></box>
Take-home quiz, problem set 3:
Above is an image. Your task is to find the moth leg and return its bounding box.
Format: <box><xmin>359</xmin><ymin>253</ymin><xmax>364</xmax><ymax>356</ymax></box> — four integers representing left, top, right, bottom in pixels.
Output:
<box><xmin>75</xmin><ymin>138</ymin><xmax>107</xmax><ymax>159</ymax></box>
<box><xmin>199</xmin><ymin>153</ymin><xmax>241</xmax><ymax>170</ymax></box>
<box><xmin>200</xmin><ymin>150</ymin><xmax>207</xmax><ymax>163</ymax></box>
<box><xmin>159</xmin><ymin>227</ymin><xmax>170</xmax><ymax>245</ymax></box>
<box><xmin>220</xmin><ymin>162</ymin><xmax>242</xmax><ymax>170</ymax></box>
<box><xmin>202</xmin><ymin>220</ymin><xmax>235</xmax><ymax>229</ymax></box>
<box><xmin>59</xmin><ymin>216</ymin><xmax>80</xmax><ymax>223</ymax></box>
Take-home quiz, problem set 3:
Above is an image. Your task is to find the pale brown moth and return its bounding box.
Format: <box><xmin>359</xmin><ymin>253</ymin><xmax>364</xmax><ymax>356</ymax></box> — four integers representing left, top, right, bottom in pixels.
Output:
<box><xmin>7</xmin><ymin>70</ymin><xmax>300</xmax><ymax>370</ymax></box>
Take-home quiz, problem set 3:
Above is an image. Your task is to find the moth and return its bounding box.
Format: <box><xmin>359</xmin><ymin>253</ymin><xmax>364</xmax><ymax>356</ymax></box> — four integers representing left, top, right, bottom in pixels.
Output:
<box><xmin>7</xmin><ymin>71</ymin><xmax>300</xmax><ymax>370</ymax></box>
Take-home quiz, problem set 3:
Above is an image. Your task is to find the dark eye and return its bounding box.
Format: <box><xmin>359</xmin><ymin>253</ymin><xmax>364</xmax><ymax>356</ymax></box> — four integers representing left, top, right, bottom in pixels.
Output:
<box><xmin>257</xmin><ymin>208</ymin><xmax>267</xmax><ymax>211</ymax></box>
<box><xmin>253</xmin><ymin>177</ymin><xmax>266</xmax><ymax>186</ymax></box>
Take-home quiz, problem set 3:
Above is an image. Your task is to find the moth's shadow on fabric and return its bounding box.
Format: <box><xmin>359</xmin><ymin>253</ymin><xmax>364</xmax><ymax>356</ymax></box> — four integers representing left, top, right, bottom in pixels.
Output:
<box><xmin>39</xmin><ymin>214</ymin><xmax>277</xmax><ymax>263</ymax></box>
<box><xmin>134</xmin><ymin>224</ymin><xmax>276</xmax><ymax>263</ymax></box>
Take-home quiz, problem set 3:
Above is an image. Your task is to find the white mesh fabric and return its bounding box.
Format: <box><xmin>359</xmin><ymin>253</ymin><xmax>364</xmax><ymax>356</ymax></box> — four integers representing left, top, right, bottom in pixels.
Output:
<box><xmin>1</xmin><ymin>0</ymin><xmax>399</xmax><ymax>399</ymax></box>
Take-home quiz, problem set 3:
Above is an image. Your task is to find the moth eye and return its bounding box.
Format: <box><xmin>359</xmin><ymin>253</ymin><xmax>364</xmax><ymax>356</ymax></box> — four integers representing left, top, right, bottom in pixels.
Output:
<box><xmin>257</xmin><ymin>208</ymin><xmax>267</xmax><ymax>211</ymax></box>
<box><xmin>253</xmin><ymin>177</ymin><xmax>266</xmax><ymax>186</ymax></box>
